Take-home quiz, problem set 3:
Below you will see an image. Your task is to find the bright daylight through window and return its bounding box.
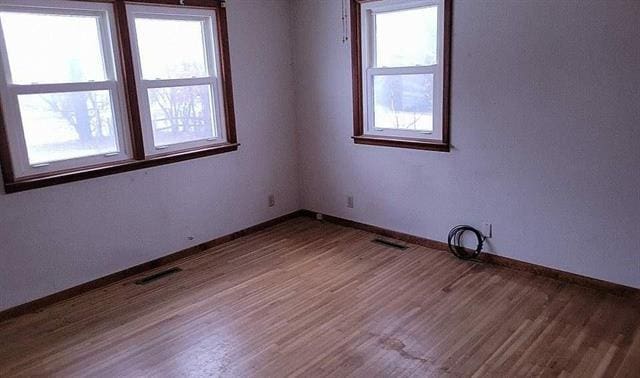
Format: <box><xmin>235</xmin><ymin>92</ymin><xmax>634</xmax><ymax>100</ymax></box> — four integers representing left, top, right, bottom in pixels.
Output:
<box><xmin>0</xmin><ymin>1</ymin><xmax>129</xmax><ymax>176</ymax></box>
<box><xmin>0</xmin><ymin>0</ymin><xmax>236</xmax><ymax>192</ymax></box>
<box><xmin>127</xmin><ymin>6</ymin><xmax>227</xmax><ymax>155</ymax></box>
<box><xmin>352</xmin><ymin>0</ymin><xmax>451</xmax><ymax>151</ymax></box>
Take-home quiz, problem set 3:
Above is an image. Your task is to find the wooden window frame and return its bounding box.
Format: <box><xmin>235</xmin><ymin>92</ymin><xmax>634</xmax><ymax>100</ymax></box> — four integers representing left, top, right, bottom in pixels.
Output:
<box><xmin>0</xmin><ymin>0</ymin><xmax>237</xmax><ymax>193</ymax></box>
<box><xmin>350</xmin><ymin>0</ymin><xmax>452</xmax><ymax>152</ymax></box>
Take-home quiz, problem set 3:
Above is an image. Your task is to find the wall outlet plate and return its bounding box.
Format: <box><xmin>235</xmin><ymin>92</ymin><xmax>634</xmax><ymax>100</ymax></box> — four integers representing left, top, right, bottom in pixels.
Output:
<box><xmin>268</xmin><ymin>194</ymin><xmax>275</xmax><ymax>207</ymax></box>
<box><xmin>347</xmin><ymin>195</ymin><xmax>354</xmax><ymax>208</ymax></box>
<box><xmin>482</xmin><ymin>222</ymin><xmax>493</xmax><ymax>238</ymax></box>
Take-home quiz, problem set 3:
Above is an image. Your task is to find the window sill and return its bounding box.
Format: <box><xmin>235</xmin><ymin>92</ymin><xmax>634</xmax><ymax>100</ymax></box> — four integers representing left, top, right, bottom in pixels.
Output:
<box><xmin>4</xmin><ymin>143</ymin><xmax>240</xmax><ymax>194</ymax></box>
<box><xmin>352</xmin><ymin>135</ymin><xmax>450</xmax><ymax>152</ymax></box>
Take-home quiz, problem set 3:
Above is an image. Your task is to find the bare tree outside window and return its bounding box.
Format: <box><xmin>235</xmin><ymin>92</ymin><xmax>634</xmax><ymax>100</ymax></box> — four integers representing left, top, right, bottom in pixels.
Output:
<box><xmin>374</xmin><ymin>74</ymin><xmax>434</xmax><ymax>132</ymax></box>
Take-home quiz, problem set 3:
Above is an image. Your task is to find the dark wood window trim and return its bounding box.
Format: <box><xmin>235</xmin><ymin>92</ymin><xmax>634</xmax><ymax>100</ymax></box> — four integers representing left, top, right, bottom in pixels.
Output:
<box><xmin>0</xmin><ymin>0</ymin><xmax>237</xmax><ymax>193</ymax></box>
<box><xmin>350</xmin><ymin>0</ymin><xmax>452</xmax><ymax>152</ymax></box>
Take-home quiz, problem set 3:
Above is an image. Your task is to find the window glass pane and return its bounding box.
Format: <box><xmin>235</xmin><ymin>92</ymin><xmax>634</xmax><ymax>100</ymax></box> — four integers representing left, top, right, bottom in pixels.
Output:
<box><xmin>373</xmin><ymin>74</ymin><xmax>433</xmax><ymax>132</ymax></box>
<box><xmin>375</xmin><ymin>6</ymin><xmax>438</xmax><ymax>67</ymax></box>
<box><xmin>135</xmin><ymin>18</ymin><xmax>209</xmax><ymax>80</ymax></box>
<box><xmin>0</xmin><ymin>12</ymin><xmax>107</xmax><ymax>84</ymax></box>
<box><xmin>148</xmin><ymin>85</ymin><xmax>216</xmax><ymax>147</ymax></box>
<box><xmin>18</xmin><ymin>90</ymin><xmax>119</xmax><ymax>165</ymax></box>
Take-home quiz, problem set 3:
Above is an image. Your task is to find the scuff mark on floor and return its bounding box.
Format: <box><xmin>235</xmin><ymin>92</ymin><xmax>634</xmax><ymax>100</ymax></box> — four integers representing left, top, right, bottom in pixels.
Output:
<box><xmin>379</xmin><ymin>336</ymin><xmax>428</xmax><ymax>363</ymax></box>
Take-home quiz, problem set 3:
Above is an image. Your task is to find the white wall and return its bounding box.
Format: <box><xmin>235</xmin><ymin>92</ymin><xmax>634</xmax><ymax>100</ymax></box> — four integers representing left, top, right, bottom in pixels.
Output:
<box><xmin>2</xmin><ymin>0</ymin><xmax>639</xmax><ymax>312</ymax></box>
<box><xmin>293</xmin><ymin>0</ymin><xmax>640</xmax><ymax>288</ymax></box>
<box><xmin>0</xmin><ymin>0</ymin><xmax>300</xmax><ymax>311</ymax></box>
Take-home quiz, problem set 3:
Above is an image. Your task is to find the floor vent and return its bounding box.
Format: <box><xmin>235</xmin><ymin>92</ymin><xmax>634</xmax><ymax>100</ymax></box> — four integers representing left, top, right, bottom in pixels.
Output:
<box><xmin>135</xmin><ymin>267</ymin><xmax>182</xmax><ymax>285</ymax></box>
<box><xmin>372</xmin><ymin>237</ymin><xmax>408</xmax><ymax>250</ymax></box>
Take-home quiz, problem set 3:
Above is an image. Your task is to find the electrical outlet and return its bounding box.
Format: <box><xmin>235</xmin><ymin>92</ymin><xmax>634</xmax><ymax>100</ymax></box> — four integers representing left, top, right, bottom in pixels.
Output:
<box><xmin>347</xmin><ymin>195</ymin><xmax>354</xmax><ymax>208</ymax></box>
<box><xmin>268</xmin><ymin>194</ymin><xmax>275</xmax><ymax>207</ymax></box>
<box><xmin>482</xmin><ymin>222</ymin><xmax>492</xmax><ymax>238</ymax></box>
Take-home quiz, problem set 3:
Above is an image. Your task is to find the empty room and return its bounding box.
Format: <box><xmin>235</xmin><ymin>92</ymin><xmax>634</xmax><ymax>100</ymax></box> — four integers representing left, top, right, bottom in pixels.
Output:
<box><xmin>0</xmin><ymin>0</ymin><xmax>638</xmax><ymax>376</ymax></box>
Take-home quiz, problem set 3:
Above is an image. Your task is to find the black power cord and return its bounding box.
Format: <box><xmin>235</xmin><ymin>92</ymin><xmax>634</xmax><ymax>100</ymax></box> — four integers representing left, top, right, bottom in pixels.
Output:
<box><xmin>447</xmin><ymin>225</ymin><xmax>486</xmax><ymax>260</ymax></box>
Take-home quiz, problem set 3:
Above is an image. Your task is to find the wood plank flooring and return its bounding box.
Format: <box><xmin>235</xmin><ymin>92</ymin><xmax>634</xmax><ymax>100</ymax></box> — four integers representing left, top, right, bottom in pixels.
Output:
<box><xmin>0</xmin><ymin>217</ymin><xmax>638</xmax><ymax>377</ymax></box>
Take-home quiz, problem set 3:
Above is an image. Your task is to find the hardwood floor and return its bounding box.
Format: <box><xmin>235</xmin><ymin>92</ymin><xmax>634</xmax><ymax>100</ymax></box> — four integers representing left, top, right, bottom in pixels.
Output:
<box><xmin>0</xmin><ymin>217</ymin><xmax>638</xmax><ymax>377</ymax></box>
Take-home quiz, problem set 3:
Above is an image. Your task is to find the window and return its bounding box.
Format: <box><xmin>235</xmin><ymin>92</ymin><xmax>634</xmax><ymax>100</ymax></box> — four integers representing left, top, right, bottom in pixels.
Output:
<box><xmin>126</xmin><ymin>5</ymin><xmax>228</xmax><ymax>155</ymax></box>
<box><xmin>0</xmin><ymin>0</ymin><xmax>236</xmax><ymax>193</ymax></box>
<box><xmin>351</xmin><ymin>0</ymin><xmax>451</xmax><ymax>151</ymax></box>
<box><xmin>0</xmin><ymin>0</ymin><xmax>130</xmax><ymax>178</ymax></box>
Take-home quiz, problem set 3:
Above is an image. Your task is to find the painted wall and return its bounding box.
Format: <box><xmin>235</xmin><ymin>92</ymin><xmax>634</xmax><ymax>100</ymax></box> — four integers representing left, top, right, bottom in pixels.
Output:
<box><xmin>2</xmin><ymin>0</ymin><xmax>639</xmax><ymax>312</ymax></box>
<box><xmin>293</xmin><ymin>0</ymin><xmax>640</xmax><ymax>288</ymax></box>
<box><xmin>0</xmin><ymin>0</ymin><xmax>300</xmax><ymax>311</ymax></box>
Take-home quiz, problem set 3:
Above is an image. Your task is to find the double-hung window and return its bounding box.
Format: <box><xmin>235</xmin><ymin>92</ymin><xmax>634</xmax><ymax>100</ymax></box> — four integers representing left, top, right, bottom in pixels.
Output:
<box><xmin>351</xmin><ymin>0</ymin><xmax>452</xmax><ymax>151</ymax></box>
<box><xmin>126</xmin><ymin>4</ymin><xmax>228</xmax><ymax>155</ymax></box>
<box><xmin>0</xmin><ymin>0</ymin><xmax>236</xmax><ymax>193</ymax></box>
<box><xmin>0</xmin><ymin>0</ymin><xmax>130</xmax><ymax>178</ymax></box>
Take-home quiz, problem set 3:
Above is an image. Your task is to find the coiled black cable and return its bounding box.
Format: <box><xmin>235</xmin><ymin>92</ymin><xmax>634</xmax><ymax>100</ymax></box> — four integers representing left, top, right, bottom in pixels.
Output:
<box><xmin>447</xmin><ymin>225</ymin><xmax>486</xmax><ymax>260</ymax></box>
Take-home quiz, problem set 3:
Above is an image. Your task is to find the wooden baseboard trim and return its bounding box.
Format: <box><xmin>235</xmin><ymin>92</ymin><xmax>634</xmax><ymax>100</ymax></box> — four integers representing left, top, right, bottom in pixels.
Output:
<box><xmin>2</xmin><ymin>209</ymin><xmax>636</xmax><ymax>322</ymax></box>
<box><xmin>0</xmin><ymin>210</ymin><xmax>305</xmax><ymax>322</ymax></box>
<box><xmin>301</xmin><ymin>210</ymin><xmax>639</xmax><ymax>299</ymax></box>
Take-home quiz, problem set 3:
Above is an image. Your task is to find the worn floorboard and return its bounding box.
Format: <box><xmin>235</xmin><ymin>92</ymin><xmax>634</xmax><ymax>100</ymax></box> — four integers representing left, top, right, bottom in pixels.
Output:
<box><xmin>0</xmin><ymin>217</ymin><xmax>638</xmax><ymax>377</ymax></box>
